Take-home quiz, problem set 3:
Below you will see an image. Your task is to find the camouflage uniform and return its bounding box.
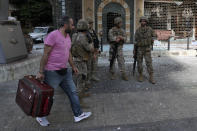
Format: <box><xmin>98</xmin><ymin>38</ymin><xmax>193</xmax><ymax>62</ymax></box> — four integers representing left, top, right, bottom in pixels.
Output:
<box><xmin>134</xmin><ymin>16</ymin><xmax>156</xmax><ymax>84</ymax></box>
<box><xmin>108</xmin><ymin>17</ymin><xmax>128</xmax><ymax>81</ymax></box>
<box><xmin>71</xmin><ymin>19</ymin><xmax>94</xmax><ymax>96</ymax></box>
<box><xmin>86</xmin><ymin>18</ymin><xmax>100</xmax><ymax>82</ymax></box>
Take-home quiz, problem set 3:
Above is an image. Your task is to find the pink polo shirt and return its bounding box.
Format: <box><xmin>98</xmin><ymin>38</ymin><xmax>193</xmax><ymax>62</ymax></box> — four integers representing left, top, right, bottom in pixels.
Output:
<box><xmin>44</xmin><ymin>30</ymin><xmax>71</xmax><ymax>71</ymax></box>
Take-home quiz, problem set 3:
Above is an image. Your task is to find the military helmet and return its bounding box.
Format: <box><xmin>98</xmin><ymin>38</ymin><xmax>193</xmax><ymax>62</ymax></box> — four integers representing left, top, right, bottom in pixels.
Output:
<box><xmin>77</xmin><ymin>19</ymin><xmax>88</xmax><ymax>31</ymax></box>
<box><xmin>114</xmin><ymin>17</ymin><xmax>123</xmax><ymax>25</ymax></box>
<box><xmin>139</xmin><ymin>16</ymin><xmax>148</xmax><ymax>23</ymax></box>
<box><xmin>86</xmin><ymin>17</ymin><xmax>94</xmax><ymax>24</ymax></box>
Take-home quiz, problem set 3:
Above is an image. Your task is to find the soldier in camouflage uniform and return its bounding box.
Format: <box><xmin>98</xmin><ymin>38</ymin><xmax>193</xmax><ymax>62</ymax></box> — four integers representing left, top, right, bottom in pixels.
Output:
<box><xmin>86</xmin><ymin>18</ymin><xmax>100</xmax><ymax>82</ymax></box>
<box><xmin>71</xmin><ymin>19</ymin><xmax>94</xmax><ymax>100</ymax></box>
<box><xmin>134</xmin><ymin>16</ymin><xmax>156</xmax><ymax>84</ymax></box>
<box><xmin>108</xmin><ymin>17</ymin><xmax>128</xmax><ymax>81</ymax></box>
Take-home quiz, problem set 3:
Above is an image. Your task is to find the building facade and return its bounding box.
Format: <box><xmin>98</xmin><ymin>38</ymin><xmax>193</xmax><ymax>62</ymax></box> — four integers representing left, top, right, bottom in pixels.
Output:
<box><xmin>81</xmin><ymin>0</ymin><xmax>145</xmax><ymax>43</ymax></box>
<box><xmin>61</xmin><ymin>0</ymin><xmax>144</xmax><ymax>43</ymax></box>
<box><xmin>55</xmin><ymin>0</ymin><xmax>197</xmax><ymax>43</ymax></box>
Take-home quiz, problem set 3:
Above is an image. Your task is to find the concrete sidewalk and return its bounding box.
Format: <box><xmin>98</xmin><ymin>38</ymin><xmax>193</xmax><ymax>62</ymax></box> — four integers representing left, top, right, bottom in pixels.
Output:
<box><xmin>0</xmin><ymin>43</ymin><xmax>197</xmax><ymax>83</ymax></box>
<box><xmin>33</xmin><ymin>42</ymin><xmax>197</xmax><ymax>52</ymax></box>
<box><xmin>1</xmin><ymin>56</ymin><xmax>197</xmax><ymax>130</ymax></box>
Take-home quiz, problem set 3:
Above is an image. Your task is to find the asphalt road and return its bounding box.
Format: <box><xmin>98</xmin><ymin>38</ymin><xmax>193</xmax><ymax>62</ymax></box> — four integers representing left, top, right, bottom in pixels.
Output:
<box><xmin>1</xmin><ymin>56</ymin><xmax>197</xmax><ymax>131</ymax></box>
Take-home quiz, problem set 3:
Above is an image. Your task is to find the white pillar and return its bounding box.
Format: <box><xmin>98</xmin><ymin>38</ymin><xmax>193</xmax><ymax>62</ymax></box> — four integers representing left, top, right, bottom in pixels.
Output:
<box><xmin>135</xmin><ymin>0</ymin><xmax>144</xmax><ymax>31</ymax></box>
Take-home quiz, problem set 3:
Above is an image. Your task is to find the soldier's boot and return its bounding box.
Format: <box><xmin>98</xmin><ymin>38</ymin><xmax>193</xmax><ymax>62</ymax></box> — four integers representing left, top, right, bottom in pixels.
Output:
<box><xmin>138</xmin><ymin>73</ymin><xmax>143</xmax><ymax>82</ymax></box>
<box><xmin>121</xmin><ymin>72</ymin><xmax>129</xmax><ymax>81</ymax></box>
<box><xmin>149</xmin><ymin>73</ymin><xmax>156</xmax><ymax>84</ymax></box>
<box><xmin>91</xmin><ymin>75</ymin><xmax>100</xmax><ymax>82</ymax></box>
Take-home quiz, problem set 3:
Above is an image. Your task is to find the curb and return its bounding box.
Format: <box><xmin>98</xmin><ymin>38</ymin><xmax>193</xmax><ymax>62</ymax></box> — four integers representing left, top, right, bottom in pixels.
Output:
<box><xmin>0</xmin><ymin>50</ymin><xmax>196</xmax><ymax>83</ymax></box>
<box><xmin>100</xmin><ymin>50</ymin><xmax>197</xmax><ymax>58</ymax></box>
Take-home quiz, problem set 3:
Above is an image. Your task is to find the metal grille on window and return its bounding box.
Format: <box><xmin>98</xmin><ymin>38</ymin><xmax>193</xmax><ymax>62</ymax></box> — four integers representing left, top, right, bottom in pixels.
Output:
<box><xmin>145</xmin><ymin>0</ymin><xmax>197</xmax><ymax>40</ymax></box>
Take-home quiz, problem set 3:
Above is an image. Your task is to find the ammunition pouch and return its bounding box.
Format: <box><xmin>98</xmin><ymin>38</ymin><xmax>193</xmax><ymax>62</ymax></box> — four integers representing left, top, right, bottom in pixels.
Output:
<box><xmin>137</xmin><ymin>38</ymin><xmax>152</xmax><ymax>47</ymax></box>
<box><xmin>71</xmin><ymin>44</ymin><xmax>90</xmax><ymax>61</ymax></box>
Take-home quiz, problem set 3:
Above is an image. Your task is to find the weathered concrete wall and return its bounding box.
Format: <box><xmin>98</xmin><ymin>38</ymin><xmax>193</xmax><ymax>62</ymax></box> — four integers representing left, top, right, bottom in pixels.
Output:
<box><xmin>135</xmin><ymin>0</ymin><xmax>144</xmax><ymax>30</ymax></box>
<box><xmin>0</xmin><ymin>54</ymin><xmax>41</xmax><ymax>83</ymax></box>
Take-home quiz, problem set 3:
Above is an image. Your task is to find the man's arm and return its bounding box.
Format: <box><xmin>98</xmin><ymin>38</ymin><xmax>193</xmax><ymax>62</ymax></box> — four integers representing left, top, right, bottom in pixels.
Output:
<box><xmin>37</xmin><ymin>45</ymin><xmax>52</xmax><ymax>80</ymax></box>
<box><xmin>68</xmin><ymin>52</ymin><xmax>78</xmax><ymax>74</ymax></box>
<box><xmin>39</xmin><ymin>45</ymin><xmax>53</xmax><ymax>73</ymax></box>
<box><xmin>68</xmin><ymin>52</ymin><xmax>75</xmax><ymax>69</ymax></box>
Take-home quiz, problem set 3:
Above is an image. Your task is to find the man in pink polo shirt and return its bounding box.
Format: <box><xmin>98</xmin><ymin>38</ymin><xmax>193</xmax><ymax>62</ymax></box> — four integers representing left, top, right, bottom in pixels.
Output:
<box><xmin>36</xmin><ymin>16</ymin><xmax>91</xmax><ymax>126</ymax></box>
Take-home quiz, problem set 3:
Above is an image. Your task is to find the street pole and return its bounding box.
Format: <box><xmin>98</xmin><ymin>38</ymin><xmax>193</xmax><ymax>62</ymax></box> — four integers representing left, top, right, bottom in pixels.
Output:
<box><xmin>168</xmin><ymin>38</ymin><xmax>170</xmax><ymax>51</ymax></box>
<box><xmin>187</xmin><ymin>36</ymin><xmax>190</xmax><ymax>50</ymax></box>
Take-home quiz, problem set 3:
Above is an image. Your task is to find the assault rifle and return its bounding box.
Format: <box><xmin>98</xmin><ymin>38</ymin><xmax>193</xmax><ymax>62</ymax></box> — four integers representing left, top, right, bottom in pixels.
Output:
<box><xmin>133</xmin><ymin>45</ymin><xmax>138</xmax><ymax>76</ymax></box>
<box><xmin>110</xmin><ymin>42</ymin><xmax>118</xmax><ymax>69</ymax></box>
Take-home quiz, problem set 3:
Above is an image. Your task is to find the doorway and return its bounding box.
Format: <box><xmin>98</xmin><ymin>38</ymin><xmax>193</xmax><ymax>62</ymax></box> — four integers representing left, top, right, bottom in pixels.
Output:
<box><xmin>102</xmin><ymin>2</ymin><xmax>126</xmax><ymax>43</ymax></box>
<box><xmin>106</xmin><ymin>12</ymin><xmax>121</xmax><ymax>41</ymax></box>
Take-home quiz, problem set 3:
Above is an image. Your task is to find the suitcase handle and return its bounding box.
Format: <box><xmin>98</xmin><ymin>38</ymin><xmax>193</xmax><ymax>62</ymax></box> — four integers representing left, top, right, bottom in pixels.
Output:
<box><xmin>28</xmin><ymin>75</ymin><xmax>44</xmax><ymax>84</ymax></box>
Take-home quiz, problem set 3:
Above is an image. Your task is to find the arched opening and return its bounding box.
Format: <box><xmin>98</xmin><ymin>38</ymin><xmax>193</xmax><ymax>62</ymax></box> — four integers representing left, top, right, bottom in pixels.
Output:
<box><xmin>97</xmin><ymin>0</ymin><xmax>131</xmax><ymax>43</ymax></box>
<box><xmin>102</xmin><ymin>2</ymin><xmax>126</xmax><ymax>43</ymax></box>
<box><xmin>106</xmin><ymin>12</ymin><xmax>121</xmax><ymax>41</ymax></box>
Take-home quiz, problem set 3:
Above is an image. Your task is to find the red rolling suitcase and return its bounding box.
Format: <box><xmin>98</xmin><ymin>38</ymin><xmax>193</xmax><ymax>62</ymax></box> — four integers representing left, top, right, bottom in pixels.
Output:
<box><xmin>16</xmin><ymin>75</ymin><xmax>54</xmax><ymax>117</ymax></box>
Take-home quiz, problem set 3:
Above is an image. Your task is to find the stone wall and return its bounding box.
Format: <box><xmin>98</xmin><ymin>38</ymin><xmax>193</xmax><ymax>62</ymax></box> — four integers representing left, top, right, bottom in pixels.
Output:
<box><xmin>0</xmin><ymin>54</ymin><xmax>41</xmax><ymax>83</ymax></box>
<box><xmin>135</xmin><ymin>0</ymin><xmax>144</xmax><ymax>30</ymax></box>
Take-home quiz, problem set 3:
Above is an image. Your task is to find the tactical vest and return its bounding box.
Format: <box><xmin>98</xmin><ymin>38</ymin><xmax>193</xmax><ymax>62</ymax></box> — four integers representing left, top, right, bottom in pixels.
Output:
<box><xmin>110</xmin><ymin>27</ymin><xmax>125</xmax><ymax>45</ymax></box>
<box><xmin>71</xmin><ymin>33</ymin><xmax>90</xmax><ymax>61</ymax></box>
<box><xmin>136</xmin><ymin>27</ymin><xmax>153</xmax><ymax>47</ymax></box>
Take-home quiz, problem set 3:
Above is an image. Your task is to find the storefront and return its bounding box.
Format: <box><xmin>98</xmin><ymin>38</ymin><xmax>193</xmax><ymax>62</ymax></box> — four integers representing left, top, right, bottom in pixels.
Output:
<box><xmin>144</xmin><ymin>0</ymin><xmax>197</xmax><ymax>40</ymax></box>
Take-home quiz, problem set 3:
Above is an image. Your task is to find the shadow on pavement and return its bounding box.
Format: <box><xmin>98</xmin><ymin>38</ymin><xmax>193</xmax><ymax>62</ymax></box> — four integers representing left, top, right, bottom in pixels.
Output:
<box><xmin>1</xmin><ymin>56</ymin><xmax>197</xmax><ymax>130</ymax></box>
